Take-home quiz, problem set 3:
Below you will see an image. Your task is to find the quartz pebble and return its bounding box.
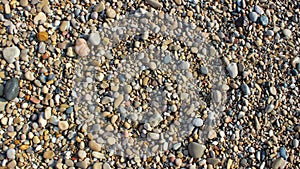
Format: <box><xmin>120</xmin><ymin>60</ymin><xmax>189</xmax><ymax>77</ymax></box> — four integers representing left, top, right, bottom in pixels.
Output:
<box><xmin>106</xmin><ymin>8</ymin><xmax>116</xmax><ymax>18</ymax></box>
<box><xmin>3</xmin><ymin>46</ymin><xmax>20</xmax><ymax>64</ymax></box>
<box><xmin>34</xmin><ymin>12</ymin><xmax>47</xmax><ymax>24</ymax></box>
<box><xmin>6</xmin><ymin>148</ymin><xmax>15</xmax><ymax>159</ymax></box>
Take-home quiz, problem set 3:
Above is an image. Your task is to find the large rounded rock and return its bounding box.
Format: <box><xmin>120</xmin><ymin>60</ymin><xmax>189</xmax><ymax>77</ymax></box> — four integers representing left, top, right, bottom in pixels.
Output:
<box><xmin>4</xmin><ymin>78</ymin><xmax>20</xmax><ymax>101</ymax></box>
<box><xmin>3</xmin><ymin>46</ymin><xmax>20</xmax><ymax>64</ymax></box>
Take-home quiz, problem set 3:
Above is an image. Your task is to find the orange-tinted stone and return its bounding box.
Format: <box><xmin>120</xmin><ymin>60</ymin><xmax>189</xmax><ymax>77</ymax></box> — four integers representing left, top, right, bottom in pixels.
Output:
<box><xmin>37</xmin><ymin>32</ymin><xmax>48</xmax><ymax>42</ymax></box>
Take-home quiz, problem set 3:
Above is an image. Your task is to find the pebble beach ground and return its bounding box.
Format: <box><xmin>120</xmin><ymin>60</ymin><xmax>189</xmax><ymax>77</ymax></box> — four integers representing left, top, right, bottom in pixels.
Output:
<box><xmin>0</xmin><ymin>0</ymin><xmax>299</xmax><ymax>168</ymax></box>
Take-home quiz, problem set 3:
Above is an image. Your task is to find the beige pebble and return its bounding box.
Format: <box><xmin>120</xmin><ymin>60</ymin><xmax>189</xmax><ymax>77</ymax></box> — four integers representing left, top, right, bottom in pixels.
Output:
<box><xmin>58</xmin><ymin>121</ymin><xmax>69</xmax><ymax>130</ymax></box>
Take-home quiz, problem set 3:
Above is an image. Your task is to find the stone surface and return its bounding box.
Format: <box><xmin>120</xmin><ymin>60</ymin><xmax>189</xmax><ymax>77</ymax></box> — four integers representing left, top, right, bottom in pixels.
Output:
<box><xmin>89</xmin><ymin>32</ymin><xmax>101</xmax><ymax>45</ymax></box>
<box><xmin>226</xmin><ymin>63</ymin><xmax>238</xmax><ymax>78</ymax></box>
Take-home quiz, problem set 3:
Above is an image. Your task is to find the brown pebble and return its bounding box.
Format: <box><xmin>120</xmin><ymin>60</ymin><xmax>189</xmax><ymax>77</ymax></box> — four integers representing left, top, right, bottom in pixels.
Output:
<box><xmin>37</xmin><ymin>32</ymin><xmax>48</xmax><ymax>42</ymax></box>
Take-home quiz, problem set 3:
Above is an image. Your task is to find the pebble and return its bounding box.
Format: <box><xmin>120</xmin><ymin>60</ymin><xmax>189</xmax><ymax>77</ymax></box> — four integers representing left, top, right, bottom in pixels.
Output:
<box><xmin>249</xmin><ymin>12</ymin><xmax>258</xmax><ymax>22</ymax></box>
<box><xmin>37</xmin><ymin>32</ymin><xmax>49</xmax><ymax>42</ymax></box>
<box><xmin>78</xmin><ymin>150</ymin><xmax>87</xmax><ymax>159</ymax></box>
<box><xmin>272</xmin><ymin>158</ymin><xmax>286</xmax><ymax>169</ymax></box>
<box><xmin>20</xmin><ymin>0</ymin><xmax>29</xmax><ymax>7</ymax></box>
<box><xmin>254</xmin><ymin>5</ymin><xmax>264</xmax><ymax>14</ymax></box>
<box><xmin>43</xmin><ymin>150</ymin><xmax>55</xmax><ymax>159</ymax></box>
<box><xmin>0</xmin><ymin>99</ymin><xmax>7</xmax><ymax>112</ymax></box>
<box><xmin>89</xmin><ymin>32</ymin><xmax>101</xmax><ymax>45</ymax></box>
<box><xmin>200</xmin><ymin>66</ymin><xmax>208</xmax><ymax>75</ymax></box>
<box><xmin>241</xmin><ymin>83</ymin><xmax>251</xmax><ymax>95</ymax></box>
<box><xmin>283</xmin><ymin>29</ymin><xmax>292</xmax><ymax>38</ymax></box>
<box><xmin>39</xmin><ymin>42</ymin><xmax>46</xmax><ymax>53</ymax></box>
<box><xmin>279</xmin><ymin>146</ymin><xmax>288</xmax><ymax>160</ymax></box>
<box><xmin>76</xmin><ymin>161</ymin><xmax>88</xmax><ymax>169</ymax></box>
<box><xmin>58</xmin><ymin>121</ymin><xmax>69</xmax><ymax>130</ymax></box>
<box><xmin>226</xmin><ymin>63</ymin><xmax>238</xmax><ymax>78</ymax></box>
<box><xmin>3</xmin><ymin>46</ymin><xmax>20</xmax><ymax>64</ymax></box>
<box><xmin>89</xmin><ymin>141</ymin><xmax>102</xmax><ymax>151</ymax></box>
<box><xmin>7</xmin><ymin>160</ymin><xmax>16</xmax><ymax>168</ymax></box>
<box><xmin>25</xmin><ymin>71</ymin><xmax>35</xmax><ymax>81</ymax></box>
<box><xmin>193</xmin><ymin>118</ymin><xmax>203</xmax><ymax>127</ymax></box>
<box><xmin>293</xmin><ymin>139</ymin><xmax>299</xmax><ymax>148</ymax></box>
<box><xmin>60</xmin><ymin>21</ymin><xmax>70</xmax><ymax>32</ymax></box>
<box><xmin>75</xmin><ymin>38</ymin><xmax>90</xmax><ymax>57</ymax></box>
<box><xmin>103</xmin><ymin>163</ymin><xmax>111</xmax><ymax>169</ymax></box>
<box><xmin>34</xmin><ymin>12</ymin><xmax>47</xmax><ymax>25</ymax></box>
<box><xmin>6</xmin><ymin>148</ymin><xmax>15</xmax><ymax>159</ymax></box>
<box><xmin>146</xmin><ymin>0</ymin><xmax>163</xmax><ymax>9</ymax></box>
<box><xmin>259</xmin><ymin>15</ymin><xmax>269</xmax><ymax>26</ymax></box>
<box><xmin>4</xmin><ymin>78</ymin><xmax>20</xmax><ymax>101</ymax></box>
<box><xmin>106</xmin><ymin>8</ymin><xmax>116</xmax><ymax>19</ymax></box>
<box><xmin>265</xmin><ymin>104</ymin><xmax>274</xmax><ymax>113</ymax></box>
<box><xmin>95</xmin><ymin>2</ymin><xmax>105</xmax><ymax>12</ymax></box>
<box><xmin>188</xmin><ymin>142</ymin><xmax>206</xmax><ymax>158</ymax></box>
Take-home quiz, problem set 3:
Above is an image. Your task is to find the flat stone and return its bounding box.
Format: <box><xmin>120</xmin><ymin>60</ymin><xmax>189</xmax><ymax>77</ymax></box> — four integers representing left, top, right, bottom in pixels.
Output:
<box><xmin>7</xmin><ymin>160</ymin><xmax>16</xmax><ymax>168</ymax></box>
<box><xmin>89</xmin><ymin>140</ymin><xmax>102</xmax><ymax>151</ymax></box>
<box><xmin>4</xmin><ymin>78</ymin><xmax>20</xmax><ymax>101</ymax></box>
<box><xmin>75</xmin><ymin>38</ymin><xmax>90</xmax><ymax>57</ymax></box>
<box><xmin>58</xmin><ymin>121</ymin><xmax>69</xmax><ymax>130</ymax></box>
<box><xmin>3</xmin><ymin>46</ymin><xmax>20</xmax><ymax>64</ymax></box>
<box><xmin>146</xmin><ymin>0</ymin><xmax>163</xmax><ymax>9</ymax></box>
<box><xmin>188</xmin><ymin>142</ymin><xmax>206</xmax><ymax>158</ymax></box>
<box><xmin>265</xmin><ymin>104</ymin><xmax>274</xmax><ymax>113</ymax></box>
<box><xmin>34</xmin><ymin>12</ymin><xmax>47</xmax><ymax>24</ymax></box>
<box><xmin>226</xmin><ymin>63</ymin><xmax>238</xmax><ymax>78</ymax></box>
<box><xmin>89</xmin><ymin>32</ymin><xmax>101</xmax><ymax>45</ymax></box>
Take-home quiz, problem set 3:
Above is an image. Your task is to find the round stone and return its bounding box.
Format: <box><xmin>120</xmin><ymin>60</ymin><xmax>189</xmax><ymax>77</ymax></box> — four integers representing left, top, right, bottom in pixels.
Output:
<box><xmin>283</xmin><ymin>29</ymin><xmax>292</xmax><ymax>38</ymax></box>
<box><xmin>3</xmin><ymin>46</ymin><xmax>20</xmax><ymax>64</ymax></box>
<box><xmin>193</xmin><ymin>118</ymin><xmax>203</xmax><ymax>127</ymax></box>
<box><xmin>259</xmin><ymin>15</ymin><xmax>269</xmax><ymax>26</ymax></box>
<box><xmin>34</xmin><ymin>12</ymin><xmax>47</xmax><ymax>24</ymax></box>
<box><xmin>78</xmin><ymin>150</ymin><xmax>87</xmax><ymax>159</ymax></box>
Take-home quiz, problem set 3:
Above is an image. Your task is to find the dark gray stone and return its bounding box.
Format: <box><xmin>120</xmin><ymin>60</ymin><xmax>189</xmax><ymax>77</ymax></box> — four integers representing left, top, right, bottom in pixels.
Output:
<box><xmin>4</xmin><ymin>78</ymin><xmax>20</xmax><ymax>101</ymax></box>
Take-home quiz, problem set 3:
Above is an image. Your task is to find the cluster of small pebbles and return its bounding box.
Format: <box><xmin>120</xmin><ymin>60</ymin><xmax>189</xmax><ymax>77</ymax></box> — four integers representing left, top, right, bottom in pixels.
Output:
<box><xmin>0</xmin><ymin>0</ymin><xmax>299</xmax><ymax>169</ymax></box>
